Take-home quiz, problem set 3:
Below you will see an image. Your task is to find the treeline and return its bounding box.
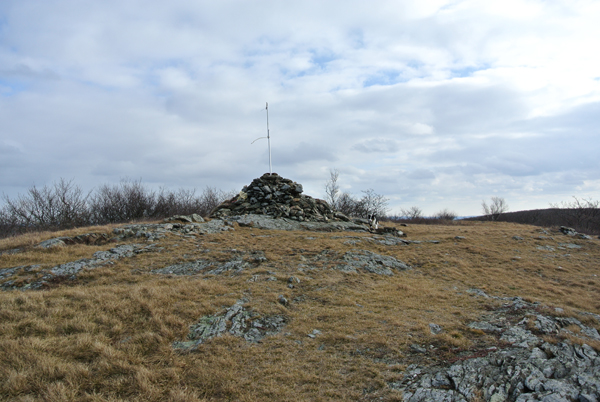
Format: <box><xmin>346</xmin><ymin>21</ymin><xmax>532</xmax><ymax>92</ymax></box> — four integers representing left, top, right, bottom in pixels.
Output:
<box><xmin>467</xmin><ymin>197</ymin><xmax>600</xmax><ymax>236</ymax></box>
<box><xmin>386</xmin><ymin>208</ymin><xmax>458</xmax><ymax>224</ymax></box>
<box><xmin>0</xmin><ymin>178</ymin><xmax>234</xmax><ymax>239</ymax></box>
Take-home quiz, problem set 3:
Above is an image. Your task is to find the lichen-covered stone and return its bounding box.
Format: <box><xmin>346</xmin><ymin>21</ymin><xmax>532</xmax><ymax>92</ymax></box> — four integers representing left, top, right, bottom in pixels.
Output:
<box><xmin>173</xmin><ymin>300</ymin><xmax>287</xmax><ymax>350</ymax></box>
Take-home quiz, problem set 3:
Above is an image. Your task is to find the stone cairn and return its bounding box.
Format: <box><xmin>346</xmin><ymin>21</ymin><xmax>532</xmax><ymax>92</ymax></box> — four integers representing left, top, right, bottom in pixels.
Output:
<box><xmin>210</xmin><ymin>173</ymin><xmax>346</xmax><ymax>222</ymax></box>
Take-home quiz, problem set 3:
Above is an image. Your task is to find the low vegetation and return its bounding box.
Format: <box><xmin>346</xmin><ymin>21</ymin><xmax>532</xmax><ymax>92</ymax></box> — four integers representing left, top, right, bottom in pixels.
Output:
<box><xmin>324</xmin><ymin>169</ymin><xmax>389</xmax><ymax>218</ymax></box>
<box><xmin>1</xmin><ymin>217</ymin><xmax>599</xmax><ymax>401</ymax></box>
<box><xmin>0</xmin><ymin>179</ymin><xmax>234</xmax><ymax>239</ymax></box>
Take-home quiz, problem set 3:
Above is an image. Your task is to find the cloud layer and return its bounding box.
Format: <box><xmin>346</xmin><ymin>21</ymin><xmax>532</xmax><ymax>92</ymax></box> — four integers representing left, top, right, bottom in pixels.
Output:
<box><xmin>1</xmin><ymin>0</ymin><xmax>599</xmax><ymax>215</ymax></box>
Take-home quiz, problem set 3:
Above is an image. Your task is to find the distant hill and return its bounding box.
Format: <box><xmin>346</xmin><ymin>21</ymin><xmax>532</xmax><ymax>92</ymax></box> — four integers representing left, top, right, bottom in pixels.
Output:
<box><xmin>466</xmin><ymin>207</ymin><xmax>600</xmax><ymax>236</ymax></box>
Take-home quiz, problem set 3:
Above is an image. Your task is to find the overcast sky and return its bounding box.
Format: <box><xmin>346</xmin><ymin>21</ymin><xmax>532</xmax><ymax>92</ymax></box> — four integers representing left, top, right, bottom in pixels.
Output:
<box><xmin>1</xmin><ymin>0</ymin><xmax>599</xmax><ymax>216</ymax></box>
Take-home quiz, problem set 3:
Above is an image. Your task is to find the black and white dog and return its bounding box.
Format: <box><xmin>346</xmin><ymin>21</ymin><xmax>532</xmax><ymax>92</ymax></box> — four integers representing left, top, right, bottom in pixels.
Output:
<box><xmin>368</xmin><ymin>213</ymin><xmax>378</xmax><ymax>231</ymax></box>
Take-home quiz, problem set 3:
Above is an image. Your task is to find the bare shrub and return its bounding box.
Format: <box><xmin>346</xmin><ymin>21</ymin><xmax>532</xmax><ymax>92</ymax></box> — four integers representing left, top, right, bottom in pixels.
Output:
<box><xmin>324</xmin><ymin>169</ymin><xmax>340</xmax><ymax>210</ymax></box>
<box><xmin>482</xmin><ymin>197</ymin><xmax>509</xmax><ymax>221</ymax></box>
<box><xmin>0</xmin><ymin>179</ymin><xmax>91</xmax><ymax>234</ymax></box>
<box><xmin>323</xmin><ymin>170</ymin><xmax>388</xmax><ymax>218</ymax></box>
<box><xmin>434</xmin><ymin>208</ymin><xmax>457</xmax><ymax>221</ymax></box>
<box><xmin>400</xmin><ymin>206</ymin><xmax>423</xmax><ymax>220</ymax></box>
<box><xmin>335</xmin><ymin>192</ymin><xmax>359</xmax><ymax>217</ymax></box>
<box><xmin>359</xmin><ymin>188</ymin><xmax>389</xmax><ymax>218</ymax></box>
<box><xmin>198</xmin><ymin>187</ymin><xmax>236</xmax><ymax>217</ymax></box>
<box><xmin>549</xmin><ymin>197</ymin><xmax>600</xmax><ymax>235</ymax></box>
<box><xmin>89</xmin><ymin>179</ymin><xmax>155</xmax><ymax>224</ymax></box>
<box><xmin>332</xmin><ymin>190</ymin><xmax>389</xmax><ymax>219</ymax></box>
<box><xmin>0</xmin><ymin>178</ymin><xmax>235</xmax><ymax>238</ymax></box>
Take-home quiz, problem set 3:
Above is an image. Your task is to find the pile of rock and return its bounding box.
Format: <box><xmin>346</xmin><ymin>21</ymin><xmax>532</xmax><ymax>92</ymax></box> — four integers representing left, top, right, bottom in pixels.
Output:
<box><xmin>210</xmin><ymin>173</ymin><xmax>344</xmax><ymax>222</ymax></box>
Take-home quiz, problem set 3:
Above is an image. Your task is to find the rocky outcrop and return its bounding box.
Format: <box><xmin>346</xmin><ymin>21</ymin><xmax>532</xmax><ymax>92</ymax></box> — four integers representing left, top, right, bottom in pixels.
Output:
<box><xmin>163</xmin><ymin>214</ymin><xmax>204</xmax><ymax>224</ymax></box>
<box><xmin>210</xmin><ymin>173</ymin><xmax>341</xmax><ymax>222</ymax></box>
<box><xmin>559</xmin><ymin>226</ymin><xmax>593</xmax><ymax>240</ymax></box>
<box><xmin>1</xmin><ymin>244</ymin><xmax>157</xmax><ymax>290</ymax></box>
<box><xmin>173</xmin><ymin>299</ymin><xmax>287</xmax><ymax>350</ymax></box>
<box><xmin>336</xmin><ymin>250</ymin><xmax>412</xmax><ymax>275</ymax></box>
<box><xmin>226</xmin><ymin>213</ymin><xmax>371</xmax><ymax>232</ymax></box>
<box><xmin>151</xmin><ymin>250</ymin><xmax>267</xmax><ymax>276</ymax></box>
<box><xmin>113</xmin><ymin>219</ymin><xmax>233</xmax><ymax>240</ymax></box>
<box><xmin>36</xmin><ymin>233</ymin><xmax>112</xmax><ymax>248</ymax></box>
<box><xmin>298</xmin><ymin>249</ymin><xmax>411</xmax><ymax>275</ymax></box>
<box><xmin>393</xmin><ymin>291</ymin><xmax>600</xmax><ymax>402</ymax></box>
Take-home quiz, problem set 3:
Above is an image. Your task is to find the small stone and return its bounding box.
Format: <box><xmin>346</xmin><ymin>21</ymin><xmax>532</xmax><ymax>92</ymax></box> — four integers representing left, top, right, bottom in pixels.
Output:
<box><xmin>278</xmin><ymin>295</ymin><xmax>288</xmax><ymax>306</ymax></box>
<box><xmin>429</xmin><ymin>323</ymin><xmax>443</xmax><ymax>335</ymax></box>
<box><xmin>410</xmin><ymin>344</ymin><xmax>427</xmax><ymax>353</ymax></box>
<box><xmin>36</xmin><ymin>238</ymin><xmax>68</xmax><ymax>248</ymax></box>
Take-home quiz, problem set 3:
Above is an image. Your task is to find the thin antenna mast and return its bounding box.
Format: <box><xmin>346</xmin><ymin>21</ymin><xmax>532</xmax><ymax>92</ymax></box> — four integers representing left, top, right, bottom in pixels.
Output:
<box><xmin>251</xmin><ymin>102</ymin><xmax>273</xmax><ymax>174</ymax></box>
<box><xmin>266</xmin><ymin>102</ymin><xmax>272</xmax><ymax>174</ymax></box>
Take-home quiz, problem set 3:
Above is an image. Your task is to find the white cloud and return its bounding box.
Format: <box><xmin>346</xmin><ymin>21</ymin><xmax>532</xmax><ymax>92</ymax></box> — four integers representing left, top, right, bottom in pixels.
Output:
<box><xmin>0</xmin><ymin>0</ymin><xmax>599</xmax><ymax>216</ymax></box>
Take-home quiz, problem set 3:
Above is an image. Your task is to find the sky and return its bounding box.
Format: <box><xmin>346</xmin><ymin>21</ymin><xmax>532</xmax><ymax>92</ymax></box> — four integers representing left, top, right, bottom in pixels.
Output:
<box><xmin>1</xmin><ymin>0</ymin><xmax>599</xmax><ymax>216</ymax></box>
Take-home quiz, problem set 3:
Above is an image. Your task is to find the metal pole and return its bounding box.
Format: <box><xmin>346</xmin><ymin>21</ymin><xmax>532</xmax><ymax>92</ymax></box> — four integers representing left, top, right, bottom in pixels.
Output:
<box><xmin>266</xmin><ymin>102</ymin><xmax>272</xmax><ymax>174</ymax></box>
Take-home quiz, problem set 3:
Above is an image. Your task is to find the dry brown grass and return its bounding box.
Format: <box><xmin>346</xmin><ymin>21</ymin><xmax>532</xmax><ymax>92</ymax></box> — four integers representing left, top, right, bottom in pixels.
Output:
<box><xmin>1</xmin><ymin>221</ymin><xmax>599</xmax><ymax>401</ymax></box>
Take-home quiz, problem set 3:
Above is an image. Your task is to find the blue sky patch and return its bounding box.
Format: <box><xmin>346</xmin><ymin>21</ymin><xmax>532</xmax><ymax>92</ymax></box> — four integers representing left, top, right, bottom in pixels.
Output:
<box><xmin>363</xmin><ymin>70</ymin><xmax>407</xmax><ymax>87</ymax></box>
<box><xmin>0</xmin><ymin>79</ymin><xmax>28</xmax><ymax>96</ymax></box>
<box><xmin>310</xmin><ymin>49</ymin><xmax>337</xmax><ymax>70</ymax></box>
<box><xmin>450</xmin><ymin>65</ymin><xmax>490</xmax><ymax>78</ymax></box>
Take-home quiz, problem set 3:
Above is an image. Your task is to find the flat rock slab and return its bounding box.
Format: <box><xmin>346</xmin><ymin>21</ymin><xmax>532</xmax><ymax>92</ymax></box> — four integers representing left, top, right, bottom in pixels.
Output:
<box><xmin>152</xmin><ymin>250</ymin><xmax>267</xmax><ymax>276</ymax></box>
<box><xmin>114</xmin><ymin>220</ymin><xmax>232</xmax><ymax>240</ymax></box>
<box><xmin>173</xmin><ymin>300</ymin><xmax>287</xmax><ymax>350</ymax></box>
<box><xmin>36</xmin><ymin>233</ymin><xmax>112</xmax><ymax>248</ymax></box>
<box><xmin>225</xmin><ymin>214</ymin><xmax>369</xmax><ymax>232</ymax></box>
<box><xmin>1</xmin><ymin>244</ymin><xmax>156</xmax><ymax>291</ymax></box>
<box><xmin>299</xmin><ymin>249</ymin><xmax>411</xmax><ymax>275</ymax></box>
<box><xmin>337</xmin><ymin>250</ymin><xmax>412</xmax><ymax>275</ymax></box>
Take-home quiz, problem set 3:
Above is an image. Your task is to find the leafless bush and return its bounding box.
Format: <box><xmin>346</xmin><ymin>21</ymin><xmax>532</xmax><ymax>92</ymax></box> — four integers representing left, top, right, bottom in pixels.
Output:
<box><xmin>324</xmin><ymin>169</ymin><xmax>340</xmax><ymax>210</ymax></box>
<box><xmin>400</xmin><ymin>206</ymin><xmax>423</xmax><ymax>220</ymax></box>
<box><xmin>0</xmin><ymin>179</ymin><xmax>91</xmax><ymax>234</ymax></box>
<box><xmin>359</xmin><ymin>188</ymin><xmax>389</xmax><ymax>217</ymax></box>
<box><xmin>549</xmin><ymin>197</ymin><xmax>600</xmax><ymax>235</ymax></box>
<box><xmin>332</xmin><ymin>190</ymin><xmax>389</xmax><ymax>218</ymax></box>
<box><xmin>482</xmin><ymin>196</ymin><xmax>509</xmax><ymax>221</ymax></box>
<box><xmin>153</xmin><ymin>188</ymin><xmax>196</xmax><ymax>217</ymax></box>
<box><xmin>434</xmin><ymin>208</ymin><xmax>457</xmax><ymax>221</ymax></box>
<box><xmin>89</xmin><ymin>179</ymin><xmax>155</xmax><ymax>224</ymax></box>
<box><xmin>335</xmin><ymin>193</ymin><xmax>359</xmax><ymax>217</ymax></box>
<box><xmin>0</xmin><ymin>178</ymin><xmax>234</xmax><ymax>238</ymax></box>
<box><xmin>199</xmin><ymin>187</ymin><xmax>236</xmax><ymax>217</ymax></box>
<box><xmin>323</xmin><ymin>170</ymin><xmax>388</xmax><ymax>218</ymax></box>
